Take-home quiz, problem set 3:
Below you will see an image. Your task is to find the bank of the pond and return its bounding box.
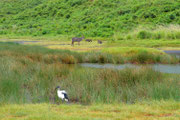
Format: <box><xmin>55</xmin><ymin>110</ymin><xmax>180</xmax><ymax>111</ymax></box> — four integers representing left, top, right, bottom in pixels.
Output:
<box><xmin>0</xmin><ymin>42</ymin><xmax>180</xmax><ymax>64</ymax></box>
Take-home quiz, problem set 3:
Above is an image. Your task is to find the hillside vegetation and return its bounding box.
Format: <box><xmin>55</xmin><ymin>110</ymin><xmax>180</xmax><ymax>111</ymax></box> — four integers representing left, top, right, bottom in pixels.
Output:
<box><xmin>0</xmin><ymin>0</ymin><xmax>180</xmax><ymax>39</ymax></box>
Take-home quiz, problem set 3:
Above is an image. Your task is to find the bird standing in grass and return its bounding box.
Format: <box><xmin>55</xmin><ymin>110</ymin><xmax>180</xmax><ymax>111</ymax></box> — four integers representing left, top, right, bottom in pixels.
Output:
<box><xmin>55</xmin><ymin>86</ymin><xmax>69</xmax><ymax>102</ymax></box>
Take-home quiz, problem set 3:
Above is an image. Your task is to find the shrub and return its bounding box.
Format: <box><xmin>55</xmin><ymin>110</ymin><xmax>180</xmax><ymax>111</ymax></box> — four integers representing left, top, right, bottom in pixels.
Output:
<box><xmin>137</xmin><ymin>30</ymin><xmax>152</xmax><ymax>39</ymax></box>
<box><xmin>153</xmin><ymin>33</ymin><xmax>162</xmax><ymax>39</ymax></box>
<box><xmin>42</xmin><ymin>29</ymin><xmax>50</xmax><ymax>35</ymax></box>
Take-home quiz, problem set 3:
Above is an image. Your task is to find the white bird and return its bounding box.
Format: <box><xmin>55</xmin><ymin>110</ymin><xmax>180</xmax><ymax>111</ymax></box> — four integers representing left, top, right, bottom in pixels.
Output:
<box><xmin>55</xmin><ymin>86</ymin><xmax>69</xmax><ymax>102</ymax></box>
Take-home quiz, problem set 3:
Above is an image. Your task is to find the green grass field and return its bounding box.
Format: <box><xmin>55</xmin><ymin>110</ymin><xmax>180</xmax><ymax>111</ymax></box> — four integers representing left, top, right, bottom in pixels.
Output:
<box><xmin>0</xmin><ymin>101</ymin><xmax>179</xmax><ymax>120</ymax></box>
<box><xmin>1</xmin><ymin>37</ymin><xmax>180</xmax><ymax>50</ymax></box>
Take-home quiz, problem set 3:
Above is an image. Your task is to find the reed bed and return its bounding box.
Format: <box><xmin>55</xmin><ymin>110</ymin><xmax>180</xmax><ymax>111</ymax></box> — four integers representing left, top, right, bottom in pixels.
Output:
<box><xmin>0</xmin><ymin>42</ymin><xmax>179</xmax><ymax>104</ymax></box>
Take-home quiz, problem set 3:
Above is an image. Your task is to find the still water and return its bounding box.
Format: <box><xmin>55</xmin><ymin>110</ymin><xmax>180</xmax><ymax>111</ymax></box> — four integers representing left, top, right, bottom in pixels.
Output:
<box><xmin>81</xmin><ymin>63</ymin><xmax>180</xmax><ymax>74</ymax></box>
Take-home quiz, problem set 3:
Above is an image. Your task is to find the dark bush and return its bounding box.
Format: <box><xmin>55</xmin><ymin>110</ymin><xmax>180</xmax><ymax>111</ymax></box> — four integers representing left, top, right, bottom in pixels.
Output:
<box><xmin>137</xmin><ymin>31</ymin><xmax>152</xmax><ymax>39</ymax></box>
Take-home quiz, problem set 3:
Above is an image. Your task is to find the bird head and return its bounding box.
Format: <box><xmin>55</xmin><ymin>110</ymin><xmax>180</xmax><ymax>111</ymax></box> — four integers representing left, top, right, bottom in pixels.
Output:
<box><xmin>55</xmin><ymin>86</ymin><xmax>60</xmax><ymax>90</ymax></box>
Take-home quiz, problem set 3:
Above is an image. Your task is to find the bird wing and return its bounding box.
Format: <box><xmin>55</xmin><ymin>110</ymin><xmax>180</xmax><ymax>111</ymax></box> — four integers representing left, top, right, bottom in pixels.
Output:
<box><xmin>61</xmin><ymin>91</ymin><xmax>69</xmax><ymax>100</ymax></box>
<box><xmin>62</xmin><ymin>93</ymin><xmax>69</xmax><ymax>100</ymax></box>
<box><xmin>61</xmin><ymin>90</ymin><xmax>67</xmax><ymax>94</ymax></box>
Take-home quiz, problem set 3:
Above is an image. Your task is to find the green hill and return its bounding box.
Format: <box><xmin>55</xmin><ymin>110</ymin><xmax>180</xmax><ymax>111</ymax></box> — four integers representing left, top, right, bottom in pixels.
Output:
<box><xmin>0</xmin><ymin>0</ymin><xmax>179</xmax><ymax>38</ymax></box>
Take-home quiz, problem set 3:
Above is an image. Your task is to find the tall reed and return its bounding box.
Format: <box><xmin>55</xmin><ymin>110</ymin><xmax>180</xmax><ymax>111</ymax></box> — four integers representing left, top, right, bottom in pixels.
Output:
<box><xmin>0</xmin><ymin>55</ymin><xmax>179</xmax><ymax>104</ymax></box>
<box><xmin>0</xmin><ymin>42</ymin><xmax>179</xmax><ymax>104</ymax></box>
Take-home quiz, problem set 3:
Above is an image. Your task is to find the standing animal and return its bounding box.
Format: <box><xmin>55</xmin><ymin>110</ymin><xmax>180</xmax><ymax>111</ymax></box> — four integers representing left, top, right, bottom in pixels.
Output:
<box><xmin>97</xmin><ymin>40</ymin><xmax>102</xmax><ymax>44</ymax></box>
<box><xmin>72</xmin><ymin>37</ymin><xmax>84</xmax><ymax>46</ymax></box>
<box><xmin>85</xmin><ymin>39</ymin><xmax>92</xmax><ymax>42</ymax></box>
<box><xmin>55</xmin><ymin>86</ymin><xmax>69</xmax><ymax>102</ymax></box>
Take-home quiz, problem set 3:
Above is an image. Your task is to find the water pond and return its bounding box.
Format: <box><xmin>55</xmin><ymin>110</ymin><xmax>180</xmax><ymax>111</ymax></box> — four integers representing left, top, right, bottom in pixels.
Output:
<box><xmin>80</xmin><ymin>63</ymin><xmax>180</xmax><ymax>74</ymax></box>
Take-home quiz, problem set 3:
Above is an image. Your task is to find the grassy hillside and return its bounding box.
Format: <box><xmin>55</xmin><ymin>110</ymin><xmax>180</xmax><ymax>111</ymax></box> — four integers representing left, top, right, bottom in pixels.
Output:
<box><xmin>0</xmin><ymin>0</ymin><xmax>179</xmax><ymax>38</ymax></box>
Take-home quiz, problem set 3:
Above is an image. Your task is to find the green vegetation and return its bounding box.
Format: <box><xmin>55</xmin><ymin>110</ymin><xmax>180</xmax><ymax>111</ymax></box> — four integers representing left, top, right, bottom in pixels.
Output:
<box><xmin>1</xmin><ymin>42</ymin><xmax>180</xmax><ymax>64</ymax></box>
<box><xmin>0</xmin><ymin>43</ymin><xmax>179</xmax><ymax>104</ymax></box>
<box><xmin>107</xmin><ymin>39</ymin><xmax>180</xmax><ymax>48</ymax></box>
<box><xmin>0</xmin><ymin>0</ymin><xmax>179</xmax><ymax>38</ymax></box>
<box><xmin>114</xmin><ymin>25</ymin><xmax>180</xmax><ymax>41</ymax></box>
<box><xmin>0</xmin><ymin>101</ymin><xmax>180</xmax><ymax>120</ymax></box>
<box><xmin>0</xmin><ymin>1</ymin><xmax>179</xmax><ymax>119</ymax></box>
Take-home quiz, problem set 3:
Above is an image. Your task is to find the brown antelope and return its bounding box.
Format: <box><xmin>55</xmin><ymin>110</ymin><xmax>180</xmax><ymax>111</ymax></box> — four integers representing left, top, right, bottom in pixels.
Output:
<box><xmin>85</xmin><ymin>39</ymin><xmax>92</xmax><ymax>42</ymax></box>
<box><xmin>72</xmin><ymin>37</ymin><xmax>84</xmax><ymax>46</ymax></box>
<box><xmin>97</xmin><ymin>40</ymin><xmax>102</xmax><ymax>44</ymax></box>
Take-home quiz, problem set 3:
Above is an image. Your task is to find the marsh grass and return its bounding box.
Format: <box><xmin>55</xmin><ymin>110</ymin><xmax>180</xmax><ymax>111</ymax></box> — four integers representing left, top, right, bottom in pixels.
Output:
<box><xmin>1</xmin><ymin>42</ymin><xmax>179</xmax><ymax>64</ymax></box>
<box><xmin>0</xmin><ymin>43</ymin><xmax>179</xmax><ymax>104</ymax></box>
<box><xmin>101</xmin><ymin>47</ymin><xmax>180</xmax><ymax>64</ymax></box>
<box><xmin>62</xmin><ymin>67</ymin><xmax>180</xmax><ymax>104</ymax></box>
